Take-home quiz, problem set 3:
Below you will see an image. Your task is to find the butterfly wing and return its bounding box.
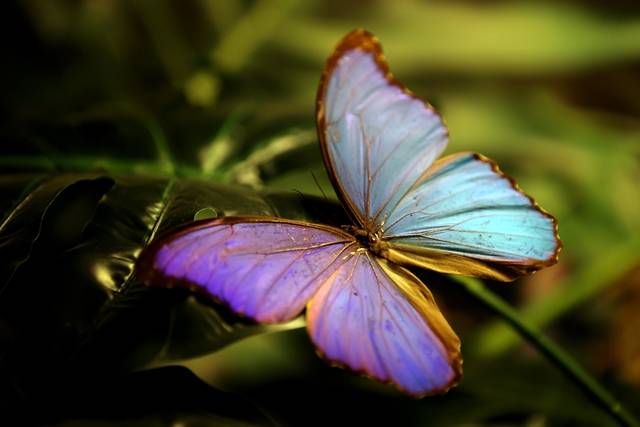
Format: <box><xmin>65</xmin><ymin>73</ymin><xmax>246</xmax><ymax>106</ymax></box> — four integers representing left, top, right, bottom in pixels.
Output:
<box><xmin>137</xmin><ymin>217</ymin><xmax>356</xmax><ymax>323</ymax></box>
<box><xmin>317</xmin><ymin>30</ymin><xmax>559</xmax><ymax>280</ymax></box>
<box><xmin>307</xmin><ymin>252</ymin><xmax>461</xmax><ymax>396</ymax></box>
<box><xmin>317</xmin><ymin>29</ymin><xmax>448</xmax><ymax>229</ymax></box>
<box><xmin>139</xmin><ymin>216</ymin><xmax>461</xmax><ymax>395</ymax></box>
<box><xmin>382</xmin><ymin>153</ymin><xmax>561</xmax><ymax>281</ymax></box>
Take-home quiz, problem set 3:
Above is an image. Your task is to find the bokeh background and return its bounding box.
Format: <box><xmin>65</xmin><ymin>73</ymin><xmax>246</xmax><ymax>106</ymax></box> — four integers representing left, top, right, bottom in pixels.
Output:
<box><xmin>1</xmin><ymin>1</ymin><xmax>639</xmax><ymax>426</ymax></box>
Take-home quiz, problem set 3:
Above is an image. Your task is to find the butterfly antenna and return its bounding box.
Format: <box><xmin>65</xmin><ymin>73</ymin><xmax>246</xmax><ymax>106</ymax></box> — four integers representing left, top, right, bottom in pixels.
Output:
<box><xmin>293</xmin><ymin>188</ymin><xmax>304</xmax><ymax>200</ymax></box>
<box><xmin>292</xmin><ymin>189</ymin><xmax>312</xmax><ymax>210</ymax></box>
<box><xmin>311</xmin><ymin>171</ymin><xmax>329</xmax><ymax>201</ymax></box>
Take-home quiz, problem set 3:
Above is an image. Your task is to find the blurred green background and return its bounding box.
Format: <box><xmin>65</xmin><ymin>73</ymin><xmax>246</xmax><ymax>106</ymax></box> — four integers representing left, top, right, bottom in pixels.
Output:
<box><xmin>1</xmin><ymin>0</ymin><xmax>640</xmax><ymax>425</ymax></box>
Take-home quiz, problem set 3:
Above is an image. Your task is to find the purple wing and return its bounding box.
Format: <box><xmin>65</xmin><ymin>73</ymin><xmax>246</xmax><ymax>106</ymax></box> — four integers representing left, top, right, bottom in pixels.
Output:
<box><xmin>306</xmin><ymin>251</ymin><xmax>461</xmax><ymax>396</ymax></box>
<box><xmin>137</xmin><ymin>217</ymin><xmax>355</xmax><ymax>323</ymax></box>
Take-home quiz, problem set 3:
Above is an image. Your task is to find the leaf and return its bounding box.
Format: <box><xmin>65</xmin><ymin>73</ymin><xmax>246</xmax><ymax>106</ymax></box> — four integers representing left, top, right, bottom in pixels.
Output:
<box><xmin>0</xmin><ymin>174</ymin><xmax>48</xmax><ymax>222</ymax></box>
<box><xmin>0</xmin><ymin>174</ymin><xmax>110</xmax><ymax>289</ymax></box>
<box><xmin>0</xmin><ymin>173</ymin><xmax>344</xmax><ymax>421</ymax></box>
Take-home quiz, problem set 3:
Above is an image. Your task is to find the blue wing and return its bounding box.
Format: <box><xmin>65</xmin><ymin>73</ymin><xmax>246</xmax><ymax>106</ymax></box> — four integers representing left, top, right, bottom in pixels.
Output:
<box><xmin>317</xmin><ymin>30</ymin><xmax>447</xmax><ymax>229</ymax></box>
<box><xmin>382</xmin><ymin>153</ymin><xmax>561</xmax><ymax>281</ymax></box>
<box><xmin>317</xmin><ymin>31</ymin><xmax>559</xmax><ymax>280</ymax></box>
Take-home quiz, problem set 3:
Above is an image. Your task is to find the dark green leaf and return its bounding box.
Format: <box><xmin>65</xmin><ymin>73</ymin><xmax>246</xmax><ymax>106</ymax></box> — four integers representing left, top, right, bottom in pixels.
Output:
<box><xmin>0</xmin><ymin>173</ymin><xmax>344</xmax><ymax>423</ymax></box>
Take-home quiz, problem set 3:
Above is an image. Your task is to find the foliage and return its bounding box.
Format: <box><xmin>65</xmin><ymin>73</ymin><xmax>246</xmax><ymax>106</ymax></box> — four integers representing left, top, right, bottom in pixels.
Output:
<box><xmin>1</xmin><ymin>1</ymin><xmax>639</xmax><ymax>425</ymax></box>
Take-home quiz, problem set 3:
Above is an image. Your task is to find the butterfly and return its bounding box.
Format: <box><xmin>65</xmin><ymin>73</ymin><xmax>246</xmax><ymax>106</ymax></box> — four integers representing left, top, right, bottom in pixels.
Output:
<box><xmin>137</xmin><ymin>29</ymin><xmax>561</xmax><ymax>397</ymax></box>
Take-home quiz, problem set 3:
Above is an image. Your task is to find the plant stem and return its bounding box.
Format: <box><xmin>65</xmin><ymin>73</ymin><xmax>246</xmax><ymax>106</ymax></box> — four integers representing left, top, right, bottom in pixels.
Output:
<box><xmin>476</xmin><ymin>240</ymin><xmax>640</xmax><ymax>357</ymax></box>
<box><xmin>454</xmin><ymin>275</ymin><xmax>640</xmax><ymax>427</ymax></box>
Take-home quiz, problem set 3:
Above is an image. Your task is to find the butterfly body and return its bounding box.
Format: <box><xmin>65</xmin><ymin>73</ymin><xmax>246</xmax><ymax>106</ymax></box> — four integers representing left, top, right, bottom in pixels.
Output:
<box><xmin>137</xmin><ymin>29</ymin><xmax>560</xmax><ymax>397</ymax></box>
<box><xmin>342</xmin><ymin>225</ymin><xmax>388</xmax><ymax>257</ymax></box>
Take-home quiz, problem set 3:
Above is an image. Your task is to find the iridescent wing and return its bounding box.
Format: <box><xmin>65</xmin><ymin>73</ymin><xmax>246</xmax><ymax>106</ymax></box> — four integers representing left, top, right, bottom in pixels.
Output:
<box><xmin>137</xmin><ymin>217</ymin><xmax>355</xmax><ymax>323</ymax></box>
<box><xmin>317</xmin><ymin>29</ymin><xmax>448</xmax><ymax>230</ymax></box>
<box><xmin>317</xmin><ymin>30</ymin><xmax>560</xmax><ymax>281</ymax></box>
<box><xmin>138</xmin><ymin>216</ymin><xmax>461</xmax><ymax>395</ymax></box>
<box><xmin>382</xmin><ymin>153</ymin><xmax>561</xmax><ymax>281</ymax></box>
<box><xmin>307</xmin><ymin>252</ymin><xmax>461</xmax><ymax>396</ymax></box>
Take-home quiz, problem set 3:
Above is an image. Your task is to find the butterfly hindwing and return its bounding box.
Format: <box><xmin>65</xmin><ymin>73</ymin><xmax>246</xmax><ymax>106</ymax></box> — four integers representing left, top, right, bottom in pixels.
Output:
<box><xmin>137</xmin><ymin>217</ymin><xmax>355</xmax><ymax>323</ymax></box>
<box><xmin>317</xmin><ymin>29</ymin><xmax>448</xmax><ymax>229</ymax></box>
<box><xmin>383</xmin><ymin>153</ymin><xmax>560</xmax><ymax>280</ymax></box>
<box><xmin>306</xmin><ymin>252</ymin><xmax>461</xmax><ymax>396</ymax></box>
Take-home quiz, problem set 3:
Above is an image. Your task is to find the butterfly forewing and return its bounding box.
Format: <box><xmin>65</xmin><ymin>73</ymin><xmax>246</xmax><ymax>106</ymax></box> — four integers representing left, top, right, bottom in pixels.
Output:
<box><xmin>317</xmin><ymin>30</ymin><xmax>448</xmax><ymax>231</ymax></box>
<box><xmin>138</xmin><ymin>217</ymin><xmax>355</xmax><ymax>323</ymax></box>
